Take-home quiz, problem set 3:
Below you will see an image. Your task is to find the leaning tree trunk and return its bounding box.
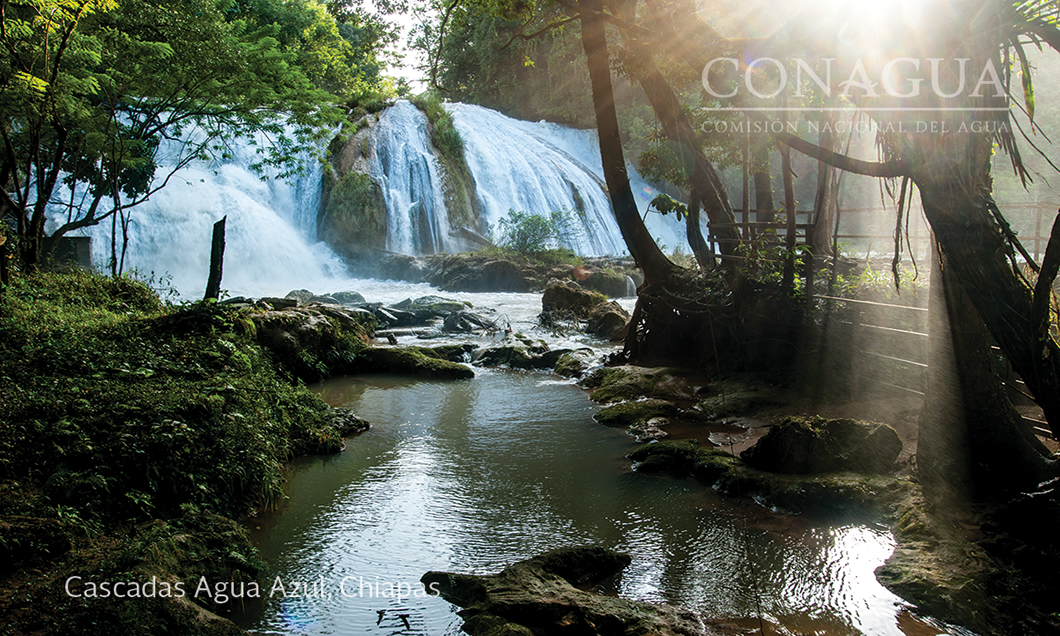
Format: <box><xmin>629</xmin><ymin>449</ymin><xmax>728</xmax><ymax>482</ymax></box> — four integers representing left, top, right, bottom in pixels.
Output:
<box><xmin>577</xmin><ymin>0</ymin><xmax>675</xmax><ymax>285</ymax></box>
<box><xmin>616</xmin><ymin>39</ymin><xmax>743</xmax><ymax>266</ymax></box>
<box><xmin>918</xmin><ymin>241</ymin><xmax>1055</xmax><ymax>501</ymax></box>
<box><xmin>916</xmin><ymin>181</ymin><xmax>1060</xmax><ymax>438</ymax></box>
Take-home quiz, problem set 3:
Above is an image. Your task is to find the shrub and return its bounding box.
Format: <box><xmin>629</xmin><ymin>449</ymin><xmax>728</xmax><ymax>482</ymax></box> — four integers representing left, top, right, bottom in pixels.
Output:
<box><xmin>495</xmin><ymin>209</ymin><xmax>578</xmax><ymax>255</ymax></box>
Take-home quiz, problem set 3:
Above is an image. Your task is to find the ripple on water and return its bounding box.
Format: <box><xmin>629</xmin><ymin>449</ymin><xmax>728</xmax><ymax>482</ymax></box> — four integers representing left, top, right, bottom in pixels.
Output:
<box><xmin>238</xmin><ymin>370</ymin><xmax>970</xmax><ymax>636</ymax></box>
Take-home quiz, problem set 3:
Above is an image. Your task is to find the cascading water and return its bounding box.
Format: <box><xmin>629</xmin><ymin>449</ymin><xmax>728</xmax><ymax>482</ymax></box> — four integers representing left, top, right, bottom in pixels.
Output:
<box><xmin>67</xmin><ymin>132</ymin><xmax>349</xmax><ymax>298</ymax></box>
<box><xmin>62</xmin><ymin>102</ymin><xmax>690</xmax><ymax>298</ymax></box>
<box><xmin>369</xmin><ymin>101</ymin><xmax>452</xmax><ymax>254</ymax></box>
<box><xmin>445</xmin><ymin>102</ymin><xmax>686</xmax><ymax>256</ymax></box>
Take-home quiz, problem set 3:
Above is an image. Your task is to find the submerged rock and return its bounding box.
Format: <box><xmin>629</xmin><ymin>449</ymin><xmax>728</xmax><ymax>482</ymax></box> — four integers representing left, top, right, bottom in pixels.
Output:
<box><xmin>422</xmin><ymin>546</ymin><xmax>715</xmax><ymax>636</ymax></box>
<box><xmin>628</xmin><ymin>439</ymin><xmax>912</xmax><ymax>517</ymax></box>
<box><xmin>740</xmin><ymin>416</ymin><xmax>902</xmax><ymax>475</ymax></box>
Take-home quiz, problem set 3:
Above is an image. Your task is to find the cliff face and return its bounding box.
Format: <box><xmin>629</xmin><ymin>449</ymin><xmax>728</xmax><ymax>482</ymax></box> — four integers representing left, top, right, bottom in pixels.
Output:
<box><xmin>318</xmin><ymin>115</ymin><xmax>388</xmax><ymax>265</ymax></box>
<box><xmin>318</xmin><ymin>102</ymin><xmax>486</xmax><ymax>266</ymax></box>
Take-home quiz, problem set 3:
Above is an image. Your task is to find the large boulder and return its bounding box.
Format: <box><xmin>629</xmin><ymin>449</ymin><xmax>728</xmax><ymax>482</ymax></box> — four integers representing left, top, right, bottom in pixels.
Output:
<box><xmin>376</xmin><ymin>254</ymin><xmax>430</xmax><ymax>282</ymax></box>
<box><xmin>352</xmin><ymin>346</ymin><xmax>475</xmax><ymax>379</ymax></box>
<box><xmin>581</xmin><ymin>269</ymin><xmax>635</xmax><ymax>298</ymax></box>
<box><xmin>586</xmin><ymin>301</ymin><xmax>630</xmax><ymax>339</ymax></box>
<box><xmin>251</xmin><ymin>306</ymin><xmax>372</xmax><ymax>381</ymax></box>
<box><xmin>541</xmin><ymin>280</ymin><xmax>607</xmax><ymax>318</ymax></box>
<box><xmin>740</xmin><ymin>416</ymin><xmax>902</xmax><ymax>474</ymax></box>
<box><xmin>553</xmin><ymin>349</ymin><xmax>595</xmax><ymax>378</ymax></box>
<box><xmin>580</xmin><ymin>365</ymin><xmax>699</xmax><ymax>404</ymax></box>
<box><xmin>427</xmin><ymin>254</ymin><xmax>530</xmax><ymax>292</ymax></box>
<box><xmin>422</xmin><ymin>547</ymin><xmax>715</xmax><ymax>636</ymax></box>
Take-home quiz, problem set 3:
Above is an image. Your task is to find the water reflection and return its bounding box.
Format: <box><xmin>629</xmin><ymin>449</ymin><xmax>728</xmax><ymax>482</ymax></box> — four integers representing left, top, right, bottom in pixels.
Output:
<box><xmin>238</xmin><ymin>371</ymin><xmax>967</xmax><ymax>636</ymax></box>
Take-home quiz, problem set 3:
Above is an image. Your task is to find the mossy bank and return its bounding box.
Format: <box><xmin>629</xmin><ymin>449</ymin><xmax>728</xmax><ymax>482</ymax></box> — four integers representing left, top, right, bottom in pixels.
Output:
<box><xmin>0</xmin><ymin>270</ymin><xmax>368</xmax><ymax>634</ymax></box>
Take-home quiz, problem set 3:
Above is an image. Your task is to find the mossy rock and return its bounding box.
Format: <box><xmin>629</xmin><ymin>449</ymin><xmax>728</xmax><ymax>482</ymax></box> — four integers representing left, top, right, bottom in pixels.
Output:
<box><xmin>394</xmin><ymin>295</ymin><xmax>470</xmax><ymax>314</ymax></box>
<box><xmin>580</xmin><ymin>270</ymin><xmax>633</xmax><ymax>298</ymax></box>
<box><xmin>594</xmin><ymin>399</ymin><xmax>681</xmax><ymax>428</ymax></box>
<box><xmin>628</xmin><ymin>440</ymin><xmax>699</xmax><ymax>474</ymax></box>
<box><xmin>554</xmin><ymin>349</ymin><xmax>595</xmax><ymax>378</ymax></box>
<box><xmin>580</xmin><ymin>365</ymin><xmax>697</xmax><ymax>404</ymax></box>
<box><xmin>322</xmin><ymin>407</ymin><xmax>371</xmax><ymax>436</ymax></box>
<box><xmin>541</xmin><ymin>281</ymin><xmax>608</xmax><ymax>318</ymax></box>
<box><xmin>410</xmin><ymin>344</ymin><xmax>476</xmax><ymax>362</ymax></box>
<box><xmin>691</xmin><ymin>448</ymin><xmax>742</xmax><ymax>483</ymax></box>
<box><xmin>426</xmin><ymin>254</ymin><xmax>531</xmax><ymax>293</ymax></box>
<box><xmin>740</xmin><ymin>416</ymin><xmax>902</xmax><ymax>475</ymax></box>
<box><xmin>422</xmin><ymin>547</ymin><xmax>707</xmax><ymax>636</ymax></box>
<box><xmin>319</xmin><ymin>171</ymin><xmax>387</xmax><ymax>261</ymax></box>
<box><xmin>695</xmin><ymin>391</ymin><xmax>780</xmax><ymax>419</ymax></box>
<box><xmin>585</xmin><ymin>301</ymin><xmax>630</xmax><ymax>339</ymax></box>
<box><xmin>354</xmin><ymin>346</ymin><xmax>474</xmax><ymax>379</ymax></box>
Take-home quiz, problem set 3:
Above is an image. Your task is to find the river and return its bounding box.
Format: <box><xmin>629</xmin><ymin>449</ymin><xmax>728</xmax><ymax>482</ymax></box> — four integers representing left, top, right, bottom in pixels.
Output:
<box><xmin>229</xmin><ymin>280</ymin><xmax>970</xmax><ymax>636</ymax></box>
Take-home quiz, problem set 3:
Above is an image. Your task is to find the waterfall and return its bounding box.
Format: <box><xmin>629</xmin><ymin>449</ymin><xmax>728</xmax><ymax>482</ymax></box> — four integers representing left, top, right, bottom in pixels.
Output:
<box><xmin>369</xmin><ymin>101</ymin><xmax>451</xmax><ymax>254</ymax></box>
<box><xmin>444</xmin><ymin>103</ymin><xmax>687</xmax><ymax>257</ymax></box>
<box><xmin>67</xmin><ymin>131</ymin><xmax>349</xmax><ymax>299</ymax></box>
<box><xmin>56</xmin><ymin>102</ymin><xmax>690</xmax><ymax>298</ymax></box>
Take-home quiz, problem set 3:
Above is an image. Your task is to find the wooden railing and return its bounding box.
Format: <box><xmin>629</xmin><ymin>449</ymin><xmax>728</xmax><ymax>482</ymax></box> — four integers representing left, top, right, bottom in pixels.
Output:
<box><xmin>810</xmin><ymin>294</ymin><xmax>1053</xmax><ymax>439</ymax></box>
<box><xmin>710</xmin><ymin>203</ymin><xmax>1057</xmax><ymax>263</ymax></box>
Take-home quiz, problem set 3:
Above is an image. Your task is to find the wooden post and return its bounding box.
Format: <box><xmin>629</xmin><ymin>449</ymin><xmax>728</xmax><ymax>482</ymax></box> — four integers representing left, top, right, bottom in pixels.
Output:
<box><xmin>204</xmin><ymin>216</ymin><xmax>227</xmax><ymax>301</ymax></box>
<box><xmin>0</xmin><ymin>234</ymin><xmax>8</xmax><ymax>305</ymax></box>
<box><xmin>742</xmin><ymin>113</ymin><xmax>750</xmax><ymax>243</ymax></box>
<box><xmin>780</xmin><ymin>141</ymin><xmax>798</xmax><ymax>294</ymax></box>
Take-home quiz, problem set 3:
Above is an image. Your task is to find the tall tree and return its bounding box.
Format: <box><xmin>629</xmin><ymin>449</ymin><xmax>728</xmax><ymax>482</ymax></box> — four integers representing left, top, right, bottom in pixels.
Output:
<box><xmin>0</xmin><ymin>0</ymin><xmax>366</xmax><ymax>269</ymax></box>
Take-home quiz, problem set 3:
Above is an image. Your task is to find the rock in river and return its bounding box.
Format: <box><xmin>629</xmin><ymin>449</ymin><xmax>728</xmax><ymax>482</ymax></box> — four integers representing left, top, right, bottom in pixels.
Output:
<box><xmin>422</xmin><ymin>546</ymin><xmax>722</xmax><ymax>636</ymax></box>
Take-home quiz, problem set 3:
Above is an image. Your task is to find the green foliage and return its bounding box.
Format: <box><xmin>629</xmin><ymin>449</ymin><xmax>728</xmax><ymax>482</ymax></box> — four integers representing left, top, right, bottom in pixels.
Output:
<box><xmin>1</xmin><ymin>0</ymin><xmax>390</xmax><ymax>267</ymax></box>
<box><xmin>411</xmin><ymin>92</ymin><xmax>465</xmax><ymax>161</ymax></box>
<box><xmin>648</xmin><ymin>193</ymin><xmax>688</xmax><ymax>221</ymax></box>
<box><xmin>494</xmin><ymin>209</ymin><xmax>578</xmax><ymax>255</ymax></box>
<box><xmin>0</xmin><ymin>270</ymin><xmax>343</xmax><ymax>537</ymax></box>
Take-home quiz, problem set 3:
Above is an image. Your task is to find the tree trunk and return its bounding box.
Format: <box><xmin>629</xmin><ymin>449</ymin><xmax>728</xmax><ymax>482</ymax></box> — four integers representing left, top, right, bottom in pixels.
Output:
<box><xmin>616</xmin><ymin>42</ymin><xmax>742</xmax><ymax>265</ymax></box>
<box><xmin>204</xmin><ymin>216</ymin><xmax>227</xmax><ymax>301</ymax></box>
<box><xmin>577</xmin><ymin>0</ymin><xmax>674</xmax><ymax>285</ymax></box>
<box><xmin>918</xmin><ymin>183</ymin><xmax>1060</xmax><ymax>438</ymax></box>
<box><xmin>753</xmin><ymin>167</ymin><xmax>774</xmax><ymax>223</ymax></box>
<box><xmin>686</xmin><ymin>190</ymin><xmax>714</xmax><ymax>269</ymax></box>
<box><xmin>811</xmin><ymin>124</ymin><xmax>838</xmax><ymax>257</ymax></box>
<box><xmin>780</xmin><ymin>142</ymin><xmax>797</xmax><ymax>293</ymax></box>
<box><xmin>918</xmin><ymin>240</ymin><xmax>1055</xmax><ymax>500</ymax></box>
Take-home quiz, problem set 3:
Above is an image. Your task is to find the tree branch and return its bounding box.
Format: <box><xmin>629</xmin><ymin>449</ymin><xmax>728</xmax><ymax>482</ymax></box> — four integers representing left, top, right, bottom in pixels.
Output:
<box><xmin>1033</xmin><ymin>210</ymin><xmax>1060</xmax><ymax>338</ymax></box>
<box><xmin>774</xmin><ymin>131</ymin><xmax>909</xmax><ymax>177</ymax></box>
<box><xmin>500</xmin><ymin>15</ymin><xmax>579</xmax><ymax>50</ymax></box>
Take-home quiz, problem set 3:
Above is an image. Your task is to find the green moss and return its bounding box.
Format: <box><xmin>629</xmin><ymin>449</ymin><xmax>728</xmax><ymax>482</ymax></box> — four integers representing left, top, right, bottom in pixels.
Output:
<box><xmin>355</xmin><ymin>346</ymin><xmax>474</xmax><ymax>379</ymax></box>
<box><xmin>0</xmin><ymin>270</ymin><xmax>354</xmax><ymax>634</ymax></box>
<box><xmin>628</xmin><ymin>440</ymin><xmax>699</xmax><ymax>474</ymax></box>
<box><xmin>581</xmin><ymin>366</ymin><xmax>670</xmax><ymax>404</ymax></box>
<box><xmin>594</xmin><ymin>399</ymin><xmax>680</xmax><ymax>428</ymax></box>
<box><xmin>320</xmin><ymin>171</ymin><xmax>387</xmax><ymax>258</ymax></box>
<box><xmin>553</xmin><ymin>350</ymin><xmax>592</xmax><ymax>378</ymax></box>
<box><xmin>409</xmin><ymin>94</ymin><xmax>480</xmax><ymax>234</ymax></box>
